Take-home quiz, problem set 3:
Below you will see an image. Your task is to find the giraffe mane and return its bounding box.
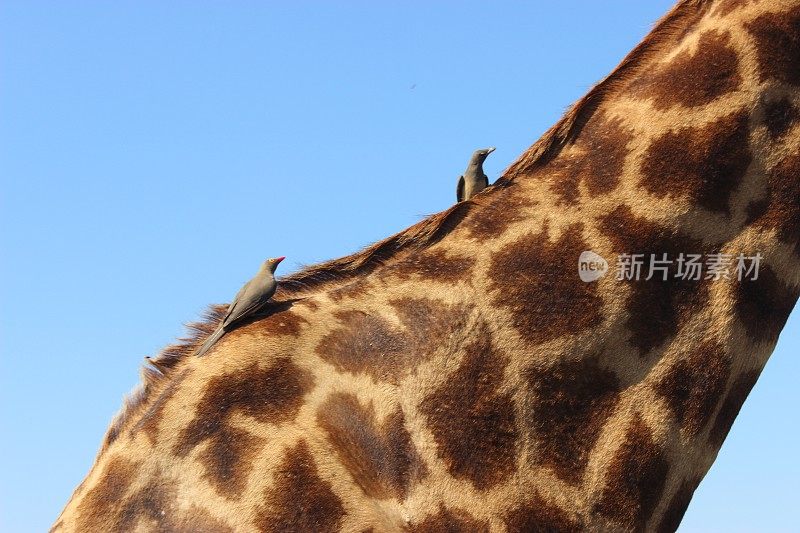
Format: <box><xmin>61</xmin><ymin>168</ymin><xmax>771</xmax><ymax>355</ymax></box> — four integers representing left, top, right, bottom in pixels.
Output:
<box><xmin>247</xmin><ymin>0</ymin><xmax>709</xmax><ymax>299</ymax></box>
<box><xmin>101</xmin><ymin>202</ymin><xmax>476</xmax><ymax>450</ymax></box>
<box><xmin>503</xmin><ymin>0</ymin><xmax>709</xmax><ymax>178</ymax></box>
<box><xmin>100</xmin><ymin>0</ymin><xmax>710</xmax><ymax>453</ymax></box>
<box><xmin>101</xmin><ymin>304</ymin><xmax>227</xmax><ymax>449</ymax></box>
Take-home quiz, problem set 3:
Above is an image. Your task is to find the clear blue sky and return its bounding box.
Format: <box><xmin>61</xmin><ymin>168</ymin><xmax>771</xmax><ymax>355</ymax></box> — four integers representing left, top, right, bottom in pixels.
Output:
<box><xmin>1</xmin><ymin>2</ymin><xmax>797</xmax><ymax>531</ymax></box>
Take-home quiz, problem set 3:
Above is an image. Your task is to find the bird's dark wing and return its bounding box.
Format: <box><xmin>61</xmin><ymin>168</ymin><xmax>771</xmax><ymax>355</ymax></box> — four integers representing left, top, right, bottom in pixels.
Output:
<box><xmin>483</xmin><ymin>175</ymin><xmax>489</xmax><ymax>188</ymax></box>
<box><xmin>222</xmin><ymin>280</ymin><xmax>251</xmax><ymax>324</ymax></box>
<box><xmin>456</xmin><ymin>176</ymin><xmax>464</xmax><ymax>202</ymax></box>
<box><xmin>222</xmin><ymin>279</ymin><xmax>277</xmax><ymax>329</ymax></box>
<box><xmin>223</xmin><ymin>299</ymin><xmax>263</xmax><ymax>329</ymax></box>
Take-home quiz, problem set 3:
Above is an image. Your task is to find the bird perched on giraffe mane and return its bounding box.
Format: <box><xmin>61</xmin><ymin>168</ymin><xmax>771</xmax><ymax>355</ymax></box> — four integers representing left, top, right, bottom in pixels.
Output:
<box><xmin>456</xmin><ymin>146</ymin><xmax>495</xmax><ymax>202</ymax></box>
<box><xmin>195</xmin><ymin>256</ymin><xmax>284</xmax><ymax>357</ymax></box>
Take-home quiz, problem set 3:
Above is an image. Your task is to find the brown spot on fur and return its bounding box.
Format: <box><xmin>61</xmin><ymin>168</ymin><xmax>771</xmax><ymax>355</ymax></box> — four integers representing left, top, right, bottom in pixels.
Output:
<box><xmin>526</xmin><ymin>357</ymin><xmax>621</xmax><ymax>484</ymax></box>
<box><xmin>600</xmin><ymin>206</ymin><xmax>712</xmax><ymax>356</ymax></box>
<box><xmin>489</xmin><ymin>224</ymin><xmax>604</xmax><ymax>344</ymax></box>
<box><xmin>745</xmin><ymin>197</ymin><xmax>770</xmax><ymax>226</ymax></box>
<box><xmin>255</xmin><ymin>309</ymin><xmax>308</xmax><ymax>337</ymax></box>
<box><xmin>633</xmin><ymin>31</ymin><xmax>740</xmax><ymax>109</ymax></box>
<box><xmin>256</xmin><ymin>440</ymin><xmax>345</xmax><ymax>533</ymax></box>
<box><xmin>548</xmin><ymin>117</ymin><xmax>634</xmax><ymax>204</ymax></box>
<box><xmin>504</xmin><ymin>492</ymin><xmax>581</xmax><ymax>533</ymax></box>
<box><xmin>76</xmin><ymin>462</ymin><xmax>232</xmax><ymax>532</ymax></box>
<box><xmin>381</xmin><ymin>249</ymin><xmax>474</xmax><ymax>284</ymax></box>
<box><xmin>118</xmin><ymin>478</ymin><xmax>233</xmax><ymax>532</ymax></box>
<box><xmin>420</xmin><ymin>324</ymin><xmax>518</xmax><ymax>490</ymax></box>
<box><xmin>749</xmin><ymin>151</ymin><xmax>800</xmax><ymax>255</ymax></box>
<box><xmin>408</xmin><ymin>505</ymin><xmax>489</xmax><ymax>533</ymax></box>
<box><xmin>317</xmin><ymin>299</ymin><xmax>468</xmax><ymax>383</ymax></box>
<box><xmin>316</xmin><ymin>310</ymin><xmax>409</xmax><ymax>382</ymax></box>
<box><xmin>175</xmin><ymin>359</ymin><xmax>312</xmax><ymax>498</ymax></box>
<box><xmin>390</xmin><ymin>297</ymin><xmax>470</xmax><ymax>357</ymax></box>
<box><xmin>198</xmin><ymin>427</ymin><xmax>262</xmax><ymax>499</ymax></box>
<box><xmin>747</xmin><ymin>7</ymin><xmax>800</xmax><ymax>87</ymax></box>
<box><xmin>114</xmin><ymin>478</ymin><xmax>177</xmax><ymax>531</ymax></box>
<box><xmin>736</xmin><ymin>265</ymin><xmax>799</xmax><ymax>343</ymax></box>
<box><xmin>656</xmin><ymin>478</ymin><xmax>700</xmax><ymax>533</ymax></box>
<box><xmin>653</xmin><ymin>341</ymin><xmax>731</xmax><ymax>435</ymax></box>
<box><xmin>317</xmin><ymin>393</ymin><xmax>426</xmax><ymax>500</ymax></box>
<box><xmin>300</xmin><ymin>298</ymin><xmax>320</xmax><ymax>311</ymax></box>
<box><xmin>594</xmin><ymin>414</ymin><xmax>669</xmax><ymax>530</ymax></box>
<box><xmin>709</xmin><ymin>369</ymin><xmax>760</xmax><ymax>448</ymax></box>
<box><xmin>763</xmin><ymin>96</ymin><xmax>798</xmax><ymax>139</ymax></box>
<box><xmin>641</xmin><ymin>111</ymin><xmax>752</xmax><ymax>214</ymax></box>
<box><xmin>462</xmin><ymin>181</ymin><xmax>529</xmax><ymax>240</ymax></box>
<box><xmin>328</xmin><ymin>278</ymin><xmax>374</xmax><ymax>302</ymax></box>
<box><xmin>714</xmin><ymin>0</ymin><xmax>752</xmax><ymax>17</ymax></box>
<box><xmin>75</xmin><ymin>457</ymin><xmax>137</xmax><ymax>530</ymax></box>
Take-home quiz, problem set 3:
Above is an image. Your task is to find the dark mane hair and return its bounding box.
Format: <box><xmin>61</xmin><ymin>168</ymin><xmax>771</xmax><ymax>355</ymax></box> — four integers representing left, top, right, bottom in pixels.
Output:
<box><xmin>243</xmin><ymin>0</ymin><xmax>709</xmax><ymax>301</ymax></box>
<box><xmin>502</xmin><ymin>0</ymin><xmax>707</xmax><ymax>177</ymax></box>
<box><xmin>100</xmin><ymin>0</ymin><xmax>709</xmax><ymax>452</ymax></box>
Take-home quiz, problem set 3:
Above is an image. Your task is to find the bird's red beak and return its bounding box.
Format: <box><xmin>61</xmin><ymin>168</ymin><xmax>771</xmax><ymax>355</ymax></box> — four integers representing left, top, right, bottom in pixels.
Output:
<box><xmin>275</xmin><ymin>256</ymin><xmax>286</xmax><ymax>264</ymax></box>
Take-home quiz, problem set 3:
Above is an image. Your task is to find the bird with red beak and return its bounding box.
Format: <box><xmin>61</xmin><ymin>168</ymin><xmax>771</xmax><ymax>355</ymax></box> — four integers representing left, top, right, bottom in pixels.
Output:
<box><xmin>196</xmin><ymin>256</ymin><xmax>285</xmax><ymax>357</ymax></box>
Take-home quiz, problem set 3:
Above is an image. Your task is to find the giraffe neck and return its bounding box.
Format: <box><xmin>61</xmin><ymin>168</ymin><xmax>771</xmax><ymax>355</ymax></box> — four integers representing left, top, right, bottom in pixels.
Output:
<box><xmin>55</xmin><ymin>1</ymin><xmax>800</xmax><ymax>532</ymax></box>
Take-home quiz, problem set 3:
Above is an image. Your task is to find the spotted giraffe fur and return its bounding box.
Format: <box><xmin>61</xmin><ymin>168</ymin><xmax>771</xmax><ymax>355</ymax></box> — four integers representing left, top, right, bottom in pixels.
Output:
<box><xmin>54</xmin><ymin>0</ymin><xmax>800</xmax><ymax>531</ymax></box>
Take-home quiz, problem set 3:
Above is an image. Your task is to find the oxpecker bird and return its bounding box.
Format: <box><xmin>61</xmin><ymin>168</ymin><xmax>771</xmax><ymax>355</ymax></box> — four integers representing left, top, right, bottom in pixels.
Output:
<box><xmin>196</xmin><ymin>256</ymin><xmax>284</xmax><ymax>357</ymax></box>
<box><xmin>456</xmin><ymin>147</ymin><xmax>495</xmax><ymax>202</ymax></box>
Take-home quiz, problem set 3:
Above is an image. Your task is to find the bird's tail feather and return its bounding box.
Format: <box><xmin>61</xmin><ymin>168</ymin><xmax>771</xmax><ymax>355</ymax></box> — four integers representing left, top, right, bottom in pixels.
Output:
<box><xmin>195</xmin><ymin>326</ymin><xmax>225</xmax><ymax>357</ymax></box>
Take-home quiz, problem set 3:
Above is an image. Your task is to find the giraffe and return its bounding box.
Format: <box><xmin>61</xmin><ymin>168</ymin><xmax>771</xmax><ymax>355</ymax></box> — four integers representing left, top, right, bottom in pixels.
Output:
<box><xmin>54</xmin><ymin>0</ymin><xmax>800</xmax><ymax>531</ymax></box>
